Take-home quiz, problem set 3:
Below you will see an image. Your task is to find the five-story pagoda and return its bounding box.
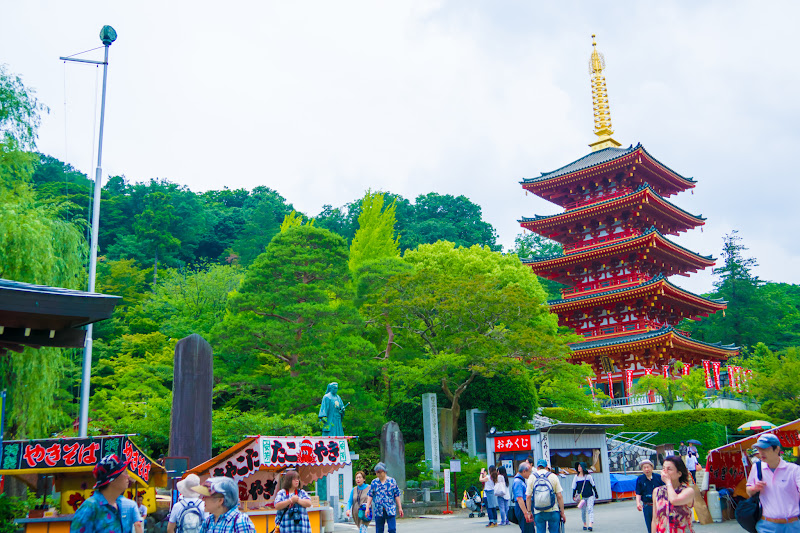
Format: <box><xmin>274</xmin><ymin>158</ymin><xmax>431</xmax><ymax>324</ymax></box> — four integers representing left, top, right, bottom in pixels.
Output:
<box><xmin>520</xmin><ymin>36</ymin><xmax>738</xmax><ymax>400</ymax></box>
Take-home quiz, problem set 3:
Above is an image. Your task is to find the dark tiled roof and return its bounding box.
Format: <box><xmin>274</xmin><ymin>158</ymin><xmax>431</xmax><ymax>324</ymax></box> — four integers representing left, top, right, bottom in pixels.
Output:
<box><xmin>568</xmin><ymin>325</ymin><xmax>738</xmax><ymax>352</ymax></box>
<box><xmin>521</xmin><ymin>143</ymin><xmax>695</xmax><ymax>184</ymax></box>
<box><xmin>518</xmin><ymin>184</ymin><xmax>705</xmax><ymax>223</ymax></box>
<box><xmin>520</xmin><ymin>226</ymin><xmax>714</xmax><ymax>264</ymax></box>
<box><xmin>0</xmin><ymin>278</ymin><xmax>115</xmax><ymax>298</ymax></box>
<box><xmin>546</xmin><ymin>274</ymin><xmax>727</xmax><ymax>307</ymax></box>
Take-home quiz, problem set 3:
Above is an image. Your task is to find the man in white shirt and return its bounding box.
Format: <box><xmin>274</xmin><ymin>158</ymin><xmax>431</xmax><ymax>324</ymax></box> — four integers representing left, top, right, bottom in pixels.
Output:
<box><xmin>168</xmin><ymin>474</ymin><xmax>206</xmax><ymax>533</ymax></box>
<box><xmin>526</xmin><ymin>459</ymin><xmax>566</xmax><ymax>533</ymax></box>
<box><xmin>685</xmin><ymin>453</ymin><xmax>699</xmax><ymax>484</ymax></box>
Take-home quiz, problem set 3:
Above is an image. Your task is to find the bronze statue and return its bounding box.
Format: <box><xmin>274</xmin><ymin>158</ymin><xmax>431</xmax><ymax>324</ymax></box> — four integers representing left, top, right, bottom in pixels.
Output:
<box><xmin>319</xmin><ymin>382</ymin><xmax>348</xmax><ymax>436</ymax></box>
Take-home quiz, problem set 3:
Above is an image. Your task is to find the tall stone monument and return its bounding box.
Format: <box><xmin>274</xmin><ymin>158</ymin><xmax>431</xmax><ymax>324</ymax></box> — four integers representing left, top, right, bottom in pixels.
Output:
<box><xmin>438</xmin><ymin>408</ymin><xmax>454</xmax><ymax>456</ymax></box>
<box><xmin>380</xmin><ymin>421</ymin><xmax>406</xmax><ymax>498</ymax></box>
<box><xmin>466</xmin><ymin>408</ymin><xmax>488</xmax><ymax>459</ymax></box>
<box><xmin>421</xmin><ymin>393</ymin><xmax>440</xmax><ymax>471</ymax></box>
<box><xmin>169</xmin><ymin>334</ymin><xmax>213</xmax><ymax>468</ymax></box>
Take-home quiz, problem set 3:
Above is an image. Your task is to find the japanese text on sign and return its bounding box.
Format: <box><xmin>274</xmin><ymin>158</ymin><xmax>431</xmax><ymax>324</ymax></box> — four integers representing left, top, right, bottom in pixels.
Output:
<box><xmin>494</xmin><ymin>435</ymin><xmax>531</xmax><ymax>452</ymax></box>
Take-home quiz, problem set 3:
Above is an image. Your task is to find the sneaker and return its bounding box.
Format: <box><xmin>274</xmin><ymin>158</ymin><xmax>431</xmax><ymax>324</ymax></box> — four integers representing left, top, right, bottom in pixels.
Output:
<box><xmin>588</xmin><ymin>528</ymin><xmax>593</xmax><ymax>531</ymax></box>
<box><xmin>583</xmin><ymin>528</ymin><xmax>587</xmax><ymax>531</ymax></box>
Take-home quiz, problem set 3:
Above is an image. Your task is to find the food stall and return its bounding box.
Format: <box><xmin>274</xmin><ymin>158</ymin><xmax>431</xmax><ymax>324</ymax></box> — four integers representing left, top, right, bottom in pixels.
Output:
<box><xmin>1</xmin><ymin>434</ymin><xmax>167</xmax><ymax>532</ymax></box>
<box><xmin>183</xmin><ymin>435</ymin><xmax>353</xmax><ymax>533</ymax></box>
<box><xmin>705</xmin><ymin>417</ymin><xmax>800</xmax><ymax>496</ymax></box>
<box><xmin>486</xmin><ymin>423</ymin><xmax>621</xmax><ymax>502</ymax></box>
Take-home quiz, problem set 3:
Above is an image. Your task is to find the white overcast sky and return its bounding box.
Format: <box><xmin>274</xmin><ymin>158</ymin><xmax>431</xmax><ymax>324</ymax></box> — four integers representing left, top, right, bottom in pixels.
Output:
<box><xmin>2</xmin><ymin>1</ymin><xmax>798</xmax><ymax>294</ymax></box>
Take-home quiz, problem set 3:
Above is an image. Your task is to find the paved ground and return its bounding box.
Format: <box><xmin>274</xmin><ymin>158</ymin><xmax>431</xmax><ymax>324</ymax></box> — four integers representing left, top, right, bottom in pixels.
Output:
<box><xmin>334</xmin><ymin>500</ymin><xmax>742</xmax><ymax>533</ymax></box>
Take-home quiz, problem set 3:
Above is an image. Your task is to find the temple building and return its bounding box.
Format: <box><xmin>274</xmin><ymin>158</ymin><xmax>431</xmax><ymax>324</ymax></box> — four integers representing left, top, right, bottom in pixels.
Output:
<box><xmin>519</xmin><ymin>36</ymin><xmax>738</xmax><ymax>401</ymax></box>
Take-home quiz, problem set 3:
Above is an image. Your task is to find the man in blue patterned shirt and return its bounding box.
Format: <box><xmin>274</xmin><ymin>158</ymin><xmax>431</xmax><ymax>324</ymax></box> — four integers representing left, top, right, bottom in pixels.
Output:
<box><xmin>71</xmin><ymin>454</ymin><xmax>143</xmax><ymax>533</ymax></box>
<box><xmin>366</xmin><ymin>462</ymin><xmax>404</xmax><ymax>533</ymax></box>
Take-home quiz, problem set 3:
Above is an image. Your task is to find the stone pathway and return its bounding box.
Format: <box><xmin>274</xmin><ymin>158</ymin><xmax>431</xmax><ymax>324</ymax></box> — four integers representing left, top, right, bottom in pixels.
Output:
<box><xmin>334</xmin><ymin>499</ymin><xmax>741</xmax><ymax>532</ymax></box>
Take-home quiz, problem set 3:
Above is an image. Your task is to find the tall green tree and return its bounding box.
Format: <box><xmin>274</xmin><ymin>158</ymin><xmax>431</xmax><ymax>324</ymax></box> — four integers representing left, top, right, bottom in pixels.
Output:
<box><xmin>349</xmin><ymin>191</ymin><xmax>400</xmax><ymax>274</ymax></box>
<box><xmin>0</xmin><ymin>64</ymin><xmax>47</xmax><ymax>150</ymax></box>
<box><xmin>740</xmin><ymin>343</ymin><xmax>800</xmax><ymax>420</ymax></box>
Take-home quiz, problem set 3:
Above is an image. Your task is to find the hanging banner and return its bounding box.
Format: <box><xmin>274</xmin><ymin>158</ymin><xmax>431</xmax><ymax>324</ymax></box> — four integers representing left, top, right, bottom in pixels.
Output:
<box><xmin>682</xmin><ymin>363</ymin><xmax>692</xmax><ymax>376</ymax></box>
<box><xmin>703</xmin><ymin>360</ymin><xmax>713</xmax><ymax>388</ymax></box>
<box><xmin>586</xmin><ymin>377</ymin><xmax>596</xmax><ymax>399</ymax></box>
<box><xmin>607</xmin><ymin>372</ymin><xmax>614</xmax><ymax>399</ymax></box>
<box><xmin>744</xmin><ymin>369</ymin><xmax>753</xmax><ymax>393</ymax></box>
<box><xmin>711</xmin><ymin>361</ymin><xmax>722</xmax><ymax>390</ymax></box>
<box><xmin>644</xmin><ymin>368</ymin><xmax>655</xmax><ymax>376</ymax></box>
<box><xmin>662</xmin><ymin>365</ymin><xmax>670</xmax><ymax>379</ymax></box>
<box><xmin>624</xmin><ymin>369</ymin><xmax>634</xmax><ymax>395</ymax></box>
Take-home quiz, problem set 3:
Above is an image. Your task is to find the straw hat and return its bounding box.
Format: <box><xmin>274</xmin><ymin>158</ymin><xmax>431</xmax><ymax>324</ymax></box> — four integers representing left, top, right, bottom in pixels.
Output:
<box><xmin>177</xmin><ymin>473</ymin><xmax>203</xmax><ymax>497</ymax></box>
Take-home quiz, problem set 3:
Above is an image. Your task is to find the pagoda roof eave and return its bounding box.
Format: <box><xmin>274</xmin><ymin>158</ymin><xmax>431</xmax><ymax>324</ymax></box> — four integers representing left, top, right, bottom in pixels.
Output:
<box><xmin>547</xmin><ymin>274</ymin><xmax>727</xmax><ymax>313</ymax></box>
<box><xmin>521</xmin><ymin>143</ymin><xmax>696</xmax><ymax>186</ymax></box>
<box><xmin>518</xmin><ymin>184</ymin><xmax>706</xmax><ymax>231</ymax></box>
<box><xmin>521</xmin><ymin>227</ymin><xmax>715</xmax><ymax>270</ymax></box>
<box><xmin>567</xmin><ymin>326</ymin><xmax>739</xmax><ymax>359</ymax></box>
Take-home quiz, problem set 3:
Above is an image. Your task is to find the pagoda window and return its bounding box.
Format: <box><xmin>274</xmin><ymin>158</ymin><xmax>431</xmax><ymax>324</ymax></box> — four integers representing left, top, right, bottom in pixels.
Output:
<box><xmin>602</xmin><ymin>327</ymin><xmax>615</xmax><ymax>335</ymax></box>
<box><xmin>625</xmin><ymin>324</ymin><xmax>637</xmax><ymax>331</ymax></box>
<box><xmin>601</xmin><ymin>281</ymin><xmax>611</xmax><ymax>287</ymax></box>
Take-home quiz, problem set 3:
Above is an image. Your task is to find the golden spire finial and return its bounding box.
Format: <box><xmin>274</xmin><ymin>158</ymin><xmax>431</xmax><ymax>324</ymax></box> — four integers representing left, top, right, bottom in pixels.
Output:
<box><xmin>588</xmin><ymin>34</ymin><xmax>621</xmax><ymax>152</ymax></box>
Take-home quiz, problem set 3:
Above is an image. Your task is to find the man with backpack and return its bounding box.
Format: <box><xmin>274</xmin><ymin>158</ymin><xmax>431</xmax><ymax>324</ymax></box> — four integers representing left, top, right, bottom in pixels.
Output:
<box><xmin>168</xmin><ymin>473</ymin><xmax>206</xmax><ymax>533</ymax></box>
<box><xmin>526</xmin><ymin>459</ymin><xmax>565</xmax><ymax>533</ymax></box>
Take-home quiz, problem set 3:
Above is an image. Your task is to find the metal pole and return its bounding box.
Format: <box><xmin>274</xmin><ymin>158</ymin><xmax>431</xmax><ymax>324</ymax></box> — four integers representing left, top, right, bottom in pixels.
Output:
<box><xmin>78</xmin><ymin>27</ymin><xmax>116</xmax><ymax>437</ymax></box>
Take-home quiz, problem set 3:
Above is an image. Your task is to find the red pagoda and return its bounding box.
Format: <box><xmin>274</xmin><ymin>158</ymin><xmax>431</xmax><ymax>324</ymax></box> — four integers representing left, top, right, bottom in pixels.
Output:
<box><xmin>520</xmin><ymin>36</ymin><xmax>738</xmax><ymax>400</ymax></box>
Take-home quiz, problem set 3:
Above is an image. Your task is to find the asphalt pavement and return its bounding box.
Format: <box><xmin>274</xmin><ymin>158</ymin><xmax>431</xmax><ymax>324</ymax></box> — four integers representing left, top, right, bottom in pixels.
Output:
<box><xmin>334</xmin><ymin>500</ymin><xmax>744</xmax><ymax>533</ymax></box>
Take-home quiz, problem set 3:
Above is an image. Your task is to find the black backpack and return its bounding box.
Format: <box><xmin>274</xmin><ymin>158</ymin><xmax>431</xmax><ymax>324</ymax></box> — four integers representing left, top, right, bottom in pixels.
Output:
<box><xmin>735</xmin><ymin>461</ymin><xmax>762</xmax><ymax>533</ymax></box>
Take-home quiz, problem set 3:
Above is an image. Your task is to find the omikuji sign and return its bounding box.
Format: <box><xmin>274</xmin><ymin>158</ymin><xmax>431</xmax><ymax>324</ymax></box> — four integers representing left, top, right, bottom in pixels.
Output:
<box><xmin>494</xmin><ymin>435</ymin><xmax>531</xmax><ymax>452</ymax></box>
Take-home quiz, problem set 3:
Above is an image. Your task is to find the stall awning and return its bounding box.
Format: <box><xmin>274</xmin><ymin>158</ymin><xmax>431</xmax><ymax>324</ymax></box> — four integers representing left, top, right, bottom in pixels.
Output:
<box><xmin>0</xmin><ymin>435</ymin><xmax>167</xmax><ymax>488</ymax></box>
<box><xmin>185</xmin><ymin>436</ymin><xmax>354</xmax><ymax>487</ymax></box>
<box><xmin>705</xmin><ymin>418</ymin><xmax>800</xmax><ymax>491</ymax></box>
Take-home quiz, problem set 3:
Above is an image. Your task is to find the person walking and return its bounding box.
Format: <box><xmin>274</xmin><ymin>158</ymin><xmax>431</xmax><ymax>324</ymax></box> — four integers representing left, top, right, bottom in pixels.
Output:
<box><xmin>346</xmin><ymin>471</ymin><xmax>372</xmax><ymax>533</ymax></box>
<box><xmin>527</xmin><ymin>459</ymin><xmax>565</xmax><ymax>533</ymax></box>
<box><xmin>496</xmin><ymin>466</ymin><xmax>511</xmax><ymax>526</ymax></box>
<box><xmin>746</xmin><ymin>433</ymin><xmax>800</xmax><ymax>532</ymax></box>
<box><xmin>652</xmin><ymin>456</ymin><xmax>694</xmax><ymax>533</ymax></box>
<box><xmin>366</xmin><ymin>462</ymin><xmax>404</xmax><ymax>533</ymax></box>
<box><xmin>512</xmin><ymin>464</ymin><xmax>534</xmax><ymax>533</ymax></box>
<box><xmin>678</xmin><ymin>442</ymin><xmax>688</xmax><ymax>462</ymax></box>
<box><xmin>685</xmin><ymin>452</ymin><xmax>698</xmax><ymax>484</ymax></box>
<box><xmin>572</xmin><ymin>462</ymin><xmax>599</xmax><ymax>531</ymax></box>
<box><xmin>71</xmin><ymin>454</ymin><xmax>143</xmax><ymax>533</ymax></box>
<box><xmin>194</xmin><ymin>477</ymin><xmax>256</xmax><ymax>533</ymax></box>
<box><xmin>635</xmin><ymin>459</ymin><xmax>665</xmax><ymax>533</ymax></box>
<box><xmin>480</xmin><ymin>465</ymin><xmax>500</xmax><ymax>527</ymax></box>
<box><xmin>167</xmin><ymin>474</ymin><xmax>205</xmax><ymax>533</ymax></box>
<box><xmin>273</xmin><ymin>470</ymin><xmax>313</xmax><ymax>533</ymax></box>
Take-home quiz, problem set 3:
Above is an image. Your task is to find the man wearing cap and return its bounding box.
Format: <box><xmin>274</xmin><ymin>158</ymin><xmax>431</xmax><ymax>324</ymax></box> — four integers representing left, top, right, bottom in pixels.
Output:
<box><xmin>526</xmin><ymin>459</ymin><xmax>565</xmax><ymax>533</ymax></box>
<box><xmin>746</xmin><ymin>433</ymin><xmax>800</xmax><ymax>532</ymax></box>
<box><xmin>512</xmin><ymin>463</ymin><xmax>534</xmax><ymax>533</ymax></box>
<box><xmin>71</xmin><ymin>454</ymin><xmax>143</xmax><ymax>533</ymax></box>
<box><xmin>635</xmin><ymin>459</ymin><xmax>665</xmax><ymax>533</ymax></box>
<box><xmin>167</xmin><ymin>473</ymin><xmax>206</xmax><ymax>533</ymax></box>
<box><xmin>193</xmin><ymin>477</ymin><xmax>256</xmax><ymax>533</ymax></box>
<box><xmin>366</xmin><ymin>462</ymin><xmax>403</xmax><ymax>533</ymax></box>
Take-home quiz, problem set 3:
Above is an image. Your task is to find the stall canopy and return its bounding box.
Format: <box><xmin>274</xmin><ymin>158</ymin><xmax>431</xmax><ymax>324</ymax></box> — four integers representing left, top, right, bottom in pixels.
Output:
<box><xmin>0</xmin><ymin>278</ymin><xmax>121</xmax><ymax>356</ymax></box>
<box><xmin>705</xmin><ymin>417</ymin><xmax>800</xmax><ymax>492</ymax></box>
<box><xmin>0</xmin><ymin>434</ymin><xmax>167</xmax><ymax>489</ymax></box>
<box><xmin>185</xmin><ymin>436</ymin><xmax>353</xmax><ymax>506</ymax></box>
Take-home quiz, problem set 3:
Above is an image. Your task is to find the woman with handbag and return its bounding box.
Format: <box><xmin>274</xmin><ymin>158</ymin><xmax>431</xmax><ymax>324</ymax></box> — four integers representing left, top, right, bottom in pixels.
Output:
<box><xmin>274</xmin><ymin>470</ymin><xmax>313</xmax><ymax>533</ymax></box>
<box><xmin>495</xmin><ymin>466</ymin><xmax>511</xmax><ymax>526</ymax></box>
<box><xmin>345</xmin><ymin>471</ymin><xmax>371</xmax><ymax>533</ymax></box>
<box><xmin>652</xmin><ymin>456</ymin><xmax>695</xmax><ymax>533</ymax></box>
<box><xmin>479</xmin><ymin>465</ymin><xmax>500</xmax><ymax>527</ymax></box>
<box><xmin>572</xmin><ymin>462</ymin><xmax>599</xmax><ymax>531</ymax></box>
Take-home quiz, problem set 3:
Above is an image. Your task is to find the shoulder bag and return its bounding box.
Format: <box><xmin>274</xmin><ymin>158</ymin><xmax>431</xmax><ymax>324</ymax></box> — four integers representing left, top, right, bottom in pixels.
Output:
<box><xmin>735</xmin><ymin>462</ymin><xmax>762</xmax><ymax>533</ymax></box>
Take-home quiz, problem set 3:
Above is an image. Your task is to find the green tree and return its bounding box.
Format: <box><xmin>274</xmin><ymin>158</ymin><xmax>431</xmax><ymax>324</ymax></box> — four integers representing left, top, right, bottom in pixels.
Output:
<box><xmin>678</xmin><ymin>367</ymin><xmax>712</xmax><ymax>409</ymax></box>
<box><xmin>402</xmin><ymin>193</ymin><xmax>499</xmax><ymax>251</ymax></box>
<box><xmin>631</xmin><ymin>363</ymin><xmax>689</xmax><ymax>411</ymax></box>
<box><xmin>511</xmin><ymin>232</ymin><xmax>566</xmax><ymax>299</ymax></box>
<box><xmin>0</xmin><ymin>65</ymin><xmax>47</xmax><ymax>150</ymax></box>
<box><xmin>349</xmin><ymin>191</ymin><xmax>400</xmax><ymax>274</ymax></box>
<box><xmin>742</xmin><ymin>343</ymin><xmax>800</xmax><ymax>420</ymax></box>
<box><xmin>233</xmin><ymin>186</ymin><xmax>295</xmax><ymax>264</ymax></box>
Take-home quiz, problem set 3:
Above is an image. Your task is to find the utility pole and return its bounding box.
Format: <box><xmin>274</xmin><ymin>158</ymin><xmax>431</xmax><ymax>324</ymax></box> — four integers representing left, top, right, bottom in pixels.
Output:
<box><xmin>61</xmin><ymin>25</ymin><xmax>117</xmax><ymax>437</ymax></box>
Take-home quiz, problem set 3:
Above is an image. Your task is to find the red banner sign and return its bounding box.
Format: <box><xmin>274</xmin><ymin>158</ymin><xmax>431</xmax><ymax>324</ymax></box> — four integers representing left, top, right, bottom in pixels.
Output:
<box><xmin>624</xmin><ymin>369</ymin><xmax>634</xmax><ymax>395</ymax></box>
<box><xmin>494</xmin><ymin>435</ymin><xmax>531</xmax><ymax>452</ymax></box>
<box><xmin>607</xmin><ymin>372</ymin><xmax>614</xmax><ymax>399</ymax></box>
<box><xmin>703</xmin><ymin>360</ymin><xmax>713</xmax><ymax>388</ymax></box>
<box><xmin>682</xmin><ymin>363</ymin><xmax>691</xmax><ymax>376</ymax></box>
<box><xmin>711</xmin><ymin>361</ymin><xmax>722</xmax><ymax>390</ymax></box>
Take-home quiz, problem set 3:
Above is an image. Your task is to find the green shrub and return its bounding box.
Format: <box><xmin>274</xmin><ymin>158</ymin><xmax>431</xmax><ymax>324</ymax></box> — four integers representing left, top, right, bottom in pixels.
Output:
<box><xmin>0</xmin><ymin>493</ymin><xmax>27</xmax><ymax>533</ymax></box>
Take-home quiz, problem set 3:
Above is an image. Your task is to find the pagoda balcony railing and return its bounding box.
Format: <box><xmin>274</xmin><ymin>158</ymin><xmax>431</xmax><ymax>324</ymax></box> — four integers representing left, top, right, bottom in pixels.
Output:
<box><xmin>563</xmin><ymin>229</ymin><xmax>640</xmax><ymax>254</ymax></box>
<box><xmin>601</xmin><ymin>389</ymin><xmax>745</xmax><ymax>408</ymax></box>
<box><xmin>561</xmin><ymin>274</ymin><xmax>649</xmax><ymax>297</ymax></box>
<box><xmin>563</xmin><ymin>187</ymin><xmax>635</xmax><ymax>212</ymax></box>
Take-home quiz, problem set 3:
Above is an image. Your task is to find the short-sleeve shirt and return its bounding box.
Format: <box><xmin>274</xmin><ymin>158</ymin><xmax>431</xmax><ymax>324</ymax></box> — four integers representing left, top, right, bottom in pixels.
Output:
<box><xmin>635</xmin><ymin>474</ymin><xmax>665</xmax><ymax>504</ymax></box>
<box><xmin>368</xmin><ymin>476</ymin><xmax>401</xmax><ymax>517</ymax></box>
<box><xmin>200</xmin><ymin>506</ymin><xmax>257</xmax><ymax>533</ymax></box>
<box><xmin>70</xmin><ymin>492</ymin><xmax>142</xmax><ymax>533</ymax></box>
<box><xmin>746</xmin><ymin>459</ymin><xmax>800</xmax><ymax>520</ymax></box>
<box><xmin>526</xmin><ymin>469</ymin><xmax>562</xmax><ymax>513</ymax></box>
<box><xmin>512</xmin><ymin>474</ymin><xmax>527</xmax><ymax>503</ymax></box>
<box><xmin>273</xmin><ymin>489</ymin><xmax>312</xmax><ymax>533</ymax></box>
<box><xmin>686</xmin><ymin>455</ymin><xmax>698</xmax><ymax>471</ymax></box>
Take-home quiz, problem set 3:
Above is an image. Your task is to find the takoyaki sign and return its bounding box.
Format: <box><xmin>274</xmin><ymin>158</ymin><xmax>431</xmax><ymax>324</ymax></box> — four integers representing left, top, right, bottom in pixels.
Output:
<box><xmin>208</xmin><ymin>437</ymin><xmax>350</xmax><ymax>483</ymax></box>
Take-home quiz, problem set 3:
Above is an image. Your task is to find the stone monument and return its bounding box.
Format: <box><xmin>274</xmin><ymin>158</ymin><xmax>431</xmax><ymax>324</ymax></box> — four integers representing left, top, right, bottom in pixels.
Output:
<box><xmin>421</xmin><ymin>393</ymin><xmax>440</xmax><ymax>471</ymax></box>
<box><xmin>438</xmin><ymin>407</ymin><xmax>454</xmax><ymax>456</ymax></box>
<box><xmin>466</xmin><ymin>408</ymin><xmax>488</xmax><ymax>459</ymax></box>
<box><xmin>169</xmin><ymin>334</ymin><xmax>213</xmax><ymax>468</ymax></box>
<box><xmin>380</xmin><ymin>421</ymin><xmax>406</xmax><ymax>498</ymax></box>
